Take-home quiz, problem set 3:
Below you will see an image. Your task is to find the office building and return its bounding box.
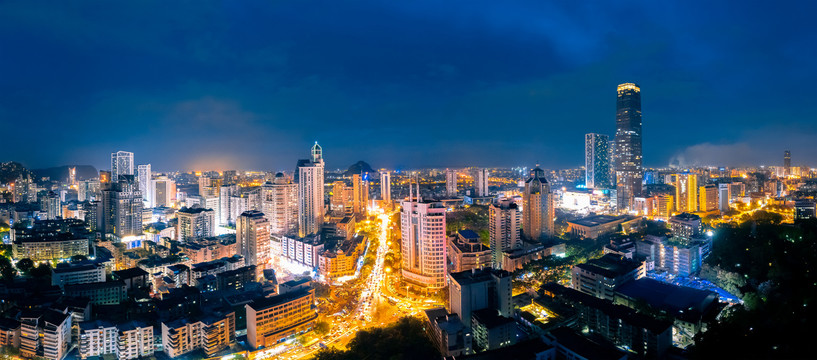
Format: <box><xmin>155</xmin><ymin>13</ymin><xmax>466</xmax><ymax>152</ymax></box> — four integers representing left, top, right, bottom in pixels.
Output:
<box><xmin>262</xmin><ymin>173</ymin><xmax>298</xmax><ymax>236</ymax></box>
<box><xmin>152</xmin><ymin>176</ymin><xmax>176</xmax><ymax>207</ymax></box>
<box><xmin>612</xmin><ymin>83</ymin><xmax>643</xmax><ymax>210</ymax></box>
<box><xmin>489</xmin><ymin>198</ymin><xmax>521</xmax><ymax>269</ymax></box>
<box><xmin>718</xmin><ymin>183</ymin><xmax>731</xmax><ymax>213</ymax></box>
<box><xmin>110</xmin><ymin>151</ymin><xmax>134</xmax><ymax>182</ymax></box>
<box><xmin>77</xmin><ymin>180</ymin><xmax>100</xmax><ymax>202</ymax></box>
<box><xmin>669</xmin><ymin>213</ymin><xmax>702</xmax><ymax>240</ymax></box>
<box><xmin>177</xmin><ymin>207</ymin><xmax>216</xmax><ymax>242</ymax></box>
<box><xmin>448</xmin><ymin>230</ymin><xmax>491</xmax><ymax>273</ymax></box>
<box><xmin>675</xmin><ymin>173</ymin><xmax>698</xmax><ymax>213</ymax></box>
<box><xmin>103</xmin><ymin>175</ymin><xmax>144</xmax><ymax>239</ymax></box>
<box><xmin>522</xmin><ymin>166</ymin><xmax>554</xmax><ymax>240</ymax></box>
<box><xmin>137</xmin><ymin>164</ymin><xmax>153</xmax><ymax>208</ymax></box>
<box><xmin>237</xmin><ymin>210</ymin><xmax>270</xmax><ymax>274</ymax></box>
<box><xmin>571</xmin><ymin>254</ymin><xmax>644</xmax><ymax>301</ymax></box>
<box><xmin>40</xmin><ymin>191</ymin><xmax>62</xmax><ymax>220</ymax></box>
<box><xmin>401</xmin><ymin>180</ymin><xmax>447</xmax><ymax>289</ymax></box>
<box><xmin>474</xmin><ymin>168</ymin><xmax>489</xmax><ymax>197</ymax></box>
<box><xmin>585</xmin><ymin>133</ymin><xmax>610</xmax><ymax>189</ymax></box>
<box><xmin>446</xmin><ymin>169</ymin><xmax>458</xmax><ymax>197</ymax></box>
<box><xmin>352</xmin><ymin>173</ymin><xmax>369</xmax><ymax>215</ymax></box>
<box><xmin>245</xmin><ymin>287</ymin><xmax>318</xmax><ymax>349</ymax></box>
<box><xmin>784</xmin><ymin>150</ymin><xmax>791</xmax><ymax>176</ymax></box>
<box><xmin>448</xmin><ymin>268</ymin><xmax>512</xmax><ymax>331</ymax></box>
<box><xmin>698</xmin><ymin>184</ymin><xmax>718</xmax><ymax>212</ymax></box>
<box><xmin>380</xmin><ymin>170</ymin><xmax>391</xmax><ymax>204</ymax></box>
<box><xmin>298</xmin><ymin>143</ymin><xmax>325</xmax><ymax>236</ymax></box>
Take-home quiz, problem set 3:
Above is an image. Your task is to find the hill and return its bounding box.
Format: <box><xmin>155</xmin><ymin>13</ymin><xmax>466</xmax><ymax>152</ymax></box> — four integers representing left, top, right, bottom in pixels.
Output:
<box><xmin>0</xmin><ymin>162</ymin><xmax>34</xmax><ymax>184</ymax></box>
<box><xmin>32</xmin><ymin>165</ymin><xmax>98</xmax><ymax>182</ymax></box>
<box><xmin>344</xmin><ymin>161</ymin><xmax>375</xmax><ymax>176</ymax></box>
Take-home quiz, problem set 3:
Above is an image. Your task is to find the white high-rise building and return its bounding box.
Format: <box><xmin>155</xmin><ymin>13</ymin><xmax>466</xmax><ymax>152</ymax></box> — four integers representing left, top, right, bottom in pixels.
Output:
<box><xmin>446</xmin><ymin>169</ymin><xmax>457</xmax><ymax>197</ymax></box>
<box><xmin>177</xmin><ymin>207</ymin><xmax>216</xmax><ymax>241</ymax></box>
<box><xmin>111</xmin><ymin>151</ymin><xmax>134</xmax><ymax>182</ymax></box>
<box><xmin>718</xmin><ymin>183</ymin><xmax>731</xmax><ymax>213</ymax></box>
<box><xmin>117</xmin><ymin>322</ymin><xmax>154</xmax><ymax>360</ymax></box>
<box><xmin>380</xmin><ymin>170</ymin><xmax>391</xmax><ymax>204</ymax></box>
<box><xmin>218</xmin><ymin>184</ymin><xmax>237</xmax><ymax>226</ymax></box>
<box><xmin>401</xmin><ymin>179</ymin><xmax>447</xmax><ymax>289</ymax></box>
<box><xmin>79</xmin><ymin>320</ymin><xmax>118</xmax><ymax>359</ymax></box>
<box><xmin>237</xmin><ymin>210</ymin><xmax>270</xmax><ymax>274</ymax></box>
<box><xmin>262</xmin><ymin>173</ymin><xmax>298</xmax><ymax>236</ymax></box>
<box><xmin>474</xmin><ymin>168</ymin><xmax>489</xmax><ymax>197</ymax></box>
<box><xmin>151</xmin><ymin>176</ymin><xmax>176</xmax><ymax>208</ymax></box>
<box><xmin>137</xmin><ymin>164</ymin><xmax>153</xmax><ymax>208</ymax></box>
<box><xmin>298</xmin><ymin>143</ymin><xmax>325</xmax><ymax>237</ymax></box>
<box><xmin>489</xmin><ymin>198</ymin><xmax>522</xmax><ymax>269</ymax></box>
<box><xmin>585</xmin><ymin>133</ymin><xmax>610</xmax><ymax>189</ymax></box>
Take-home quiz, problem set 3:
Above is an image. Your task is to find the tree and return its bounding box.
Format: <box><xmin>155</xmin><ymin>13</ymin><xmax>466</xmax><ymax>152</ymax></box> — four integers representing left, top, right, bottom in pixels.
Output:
<box><xmin>315</xmin><ymin>320</ymin><xmax>331</xmax><ymax>336</ymax></box>
<box><xmin>0</xmin><ymin>257</ymin><xmax>15</xmax><ymax>282</ymax></box>
<box><xmin>312</xmin><ymin>317</ymin><xmax>439</xmax><ymax>360</ymax></box>
<box><xmin>16</xmin><ymin>258</ymin><xmax>34</xmax><ymax>275</ymax></box>
<box><xmin>70</xmin><ymin>254</ymin><xmax>88</xmax><ymax>262</ymax></box>
<box><xmin>29</xmin><ymin>263</ymin><xmax>51</xmax><ymax>279</ymax></box>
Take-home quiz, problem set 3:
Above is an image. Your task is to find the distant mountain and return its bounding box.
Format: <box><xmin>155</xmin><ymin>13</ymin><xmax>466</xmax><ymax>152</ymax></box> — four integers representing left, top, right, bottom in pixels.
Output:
<box><xmin>0</xmin><ymin>161</ymin><xmax>34</xmax><ymax>184</ymax></box>
<box><xmin>32</xmin><ymin>165</ymin><xmax>98</xmax><ymax>182</ymax></box>
<box><xmin>345</xmin><ymin>161</ymin><xmax>375</xmax><ymax>176</ymax></box>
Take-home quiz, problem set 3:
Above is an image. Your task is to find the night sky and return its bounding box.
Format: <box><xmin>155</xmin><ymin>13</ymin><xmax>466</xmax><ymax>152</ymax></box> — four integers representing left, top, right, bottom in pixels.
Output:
<box><xmin>1</xmin><ymin>1</ymin><xmax>815</xmax><ymax>172</ymax></box>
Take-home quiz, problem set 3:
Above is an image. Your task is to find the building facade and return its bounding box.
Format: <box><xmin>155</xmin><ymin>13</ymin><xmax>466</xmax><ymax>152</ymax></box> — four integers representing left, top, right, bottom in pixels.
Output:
<box><xmin>298</xmin><ymin>143</ymin><xmax>325</xmax><ymax>236</ymax></box>
<box><xmin>585</xmin><ymin>133</ymin><xmax>610</xmax><ymax>189</ymax></box>
<box><xmin>489</xmin><ymin>198</ymin><xmax>521</xmax><ymax>269</ymax></box>
<box><xmin>401</xmin><ymin>182</ymin><xmax>447</xmax><ymax>289</ymax></box>
<box><xmin>612</xmin><ymin>83</ymin><xmax>643</xmax><ymax>210</ymax></box>
<box><xmin>262</xmin><ymin>173</ymin><xmax>299</xmax><ymax>236</ymax></box>
<box><xmin>522</xmin><ymin>167</ymin><xmax>554</xmax><ymax>240</ymax></box>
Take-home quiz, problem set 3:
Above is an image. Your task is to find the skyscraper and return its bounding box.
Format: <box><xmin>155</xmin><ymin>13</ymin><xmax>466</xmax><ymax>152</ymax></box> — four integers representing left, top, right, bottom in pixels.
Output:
<box><xmin>698</xmin><ymin>184</ymin><xmax>718</xmax><ymax>212</ymax></box>
<box><xmin>380</xmin><ymin>170</ymin><xmax>391</xmax><ymax>204</ymax></box>
<box><xmin>784</xmin><ymin>150</ymin><xmax>791</xmax><ymax>176</ymax></box>
<box><xmin>675</xmin><ymin>173</ymin><xmax>698</xmax><ymax>213</ymax></box>
<box><xmin>137</xmin><ymin>164</ymin><xmax>153</xmax><ymax>208</ymax></box>
<box><xmin>68</xmin><ymin>167</ymin><xmax>77</xmax><ymax>187</ymax></box>
<box><xmin>446</xmin><ymin>169</ymin><xmax>457</xmax><ymax>197</ymax></box>
<box><xmin>110</xmin><ymin>151</ymin><xmax>134</xmax><ymax>182</ymax></box>
<box><xmin>613</xmin><ymin>83</ymin><xmax>643</xmax><ymax>211</ymax></box>
<box><xmin>261</xmin><ymin>173</ymin><xmax>298</xmax><ymax>236</ymax></box>
<box><xmin>103</xmin><ymin>175</ymin><xmax>143</xmax><ymax>239</ymax></box>
<box><xmin>352</xmin><ymin>173</ymin><xmax>369</xmax><ymax>215</ymax></box>
<box><xmin>298</xmin><ymin>143</ymin><xmax>325</xmax><ymax>237</ymax></box>
<box><xmin>401</xmin><ymin>179</ymin><xmax>447</xmax><ymax>289</ymax></box>
<box><xmin>177</xmin><ymin>207</ymin><xmax>216</xmax><ymax>242</ymax></box>
<box><xmin>488</xmin><ymin>198</ymin><xmax>521</xmax><ymax>269</ymax></box>
<box><xmin>718</xmin><ymin>183</ymin><xmax>731</xmax><ymax>213</ymax></box>
<box><xmin>152</xmin><ymin>176</ymin><xmax>176</xmax><ymax>207</ymax></box>
<box><xmin>218</xmin><ymin>184</ymin><xmax>237</xmax><ymax>226</ymax></box>
<box><xmin>522</xmin><ymin>167</ymin><xmax>554</xmax><ymax>240</ymax></box>
<box><xmin>474</xmin><ymin>168</ymin><xmax>489</xmax><ymax>197</ymax></box>
<box><xmin>237</xmin><ymin>210</ymin><xmax>270</xmax><ymax>272</ymax></box>
<box><xmin>585</xmin><ymin>133</ymin><xmax>610</xmax><ymax>189</ymax></box>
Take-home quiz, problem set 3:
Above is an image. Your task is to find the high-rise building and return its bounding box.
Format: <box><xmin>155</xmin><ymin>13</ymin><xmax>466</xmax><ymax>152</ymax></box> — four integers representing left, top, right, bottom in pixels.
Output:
<box><xmin>151</xmin><ymin>176</ymin><xmax>176</xmax><ymax>207</ymax></box>
<box><xmin>352</xmin><ymin>173</ymin><xmax>369</xmax><ymax>215</ymax></box>
<box><xmin>585</xmin><ymin>133</ymin><xmax>610</xmax><ymax>189</ymax></box>
<box><xmin>784</xmin><ymin>150</ymin><xmax>791</xmax><ymax>176</ymax></box>
<box><xmin>330</xmin><ymin>180</ymin><xmax>353</xmax><ymax>215</ymax></box>
<box><xmin>446</xmin><ymin>169</ymin><xmax>457</xmax><ymax>197</ymax></box>
<box><xmin>448</xmin><ymin>268</ymin><xmax>512</xmax><ymax>331</ymax></box>
<box><xmin>262</xmin><ymin>173</ymin><xmax>298</xmax><ymax>236</ymax></box>
<box><xmin>245</xmin><ymin>287</ymin><xmax>318</xmax><ymax>349</ymax></box>
<box><xmin>104</xmin><ymin>175</ymin><xmax>144</xmax><ymax>239</ymax></box>
<box><xmin>718</xmin><ymin>183</ymin><xmax>731</xmax><ymax>213</ymax></box>
<box><xmin>40</xmin><ymin>191</ymin><xmax>61</xmax><ymax>220</ymax></box>
<box><xmin>522</xmin><ymin>167</ymin><xmax>554</xmax><ymax>240</ymax></box>
<box><xmin>474</xmin><ymin>168</ymin><xmax>489</xmax><ymax>197</ymax></box>
<box><xmin>488</xmin><ymin>198</ymin><xmax>521</xmax><ymax>269</ymax></box>
<box><xmin>380</xmin><ymin>170</ymin><xmax>391</xmax><ymax>204</ymax></box>
<box><xmin>675</xmin><ymin>173</ymin><xmax>698</xmax><ymax>213</ymax></box>
<box><xmin>698</xmin><ymin>184</ymin><xmax>718</xmax><ymax>212</ymax></box>
<box><xmin>68</xmin><ymin>167</ymin><xmax>77</xmax><ymax>187</ymax></box>
<box><xmin>613</xmin><ymin>83</ymin><xmax>643</xmax><ymax>210</ymax></box>
<box><xmin>177</xmin><ymin>207</ymin><xmax>216</xmax><ymax>242</ymax></box>
<box><xmin>110</xmin><ymin>151</ymin><xmax>134</xmax><ymax>182</ymax></box>
<box><xmin>401</xmin><ymin>180</ymin><xmax>447</xmax><ymax>289</ymax></box>
<box><xmin>237</xmin><ymin>210</ymin><xmax>270</xmax><ymax>274</ymax></box>
<box><xmin>298</xmin><ymin>143</ymin><xmax>325</xmax><ymax>237</ymax></box>
<box><xmin>136</xmin><ymin>164</ymin><xmax>153</xmax><ymax>208</ymax></box>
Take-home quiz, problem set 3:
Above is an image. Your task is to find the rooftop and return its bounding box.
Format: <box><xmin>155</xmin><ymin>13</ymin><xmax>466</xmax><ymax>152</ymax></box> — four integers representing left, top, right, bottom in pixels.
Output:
<box><xmin>615</xmin><ymin>278</ymin><xmax>718</xmax><ymax>314</ymax></box>
<box><xmin>574</xmin><ymin>254</ymin><xmax>642</xmax><ymax>279</ymax></box>
<box><xmin>112</xmin><ymin>267</ymin><xmax>149</xmax><ymax>279</ymax></box>
<box><xmin>568</xmin><ymin>214</ymin><xmax>632</xmax><ymax>228</ymax></box>
<box><xmin>248</xmin><ymin>287</ymin><xmax>313</xmax><ymax>310</ymax></box>
<box><xmin>547</xmin><ymin>327</ymin><xmax>625</xmax><ymax>360</ymax></box>
<box><xmin>449</xmin><ymin>267</ymin><xmax>511</xmax><ymax>286</ymax></box>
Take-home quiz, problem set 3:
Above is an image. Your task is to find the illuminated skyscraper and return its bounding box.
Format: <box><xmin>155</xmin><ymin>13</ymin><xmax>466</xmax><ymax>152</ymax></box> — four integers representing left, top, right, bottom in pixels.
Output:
<box><xmin>110</xmin><ymin>151</ymin><xmax>134</xmax><ymax>182</ymax></box>
<box><xmin>137</xmin><ymin>164</ymin><xmax>153</xmax><ymax>208</ymax></box>
<box><xmin>380</xmin><ymin>170</ymin><xmax>391</xmax><ymax>204</ymax></box>
<box><xmin>298</xmin><ymin>143</ymin><xmax>325</xmax><ymax>237</ymax></box>
<box><xmin>446</xmin><ymin>169</ymin><xmax>457</xmax><ymax>197</ymax></box>
<box><xmin>489</xmin><ymin>198</ymin><xmax>521</xmax><ymax>269</ymax></box>
<box><xmin>68</xmin><ymin>167</ymin><xmax>77</xmax><ymax>187</ymax></box>
<box><xmin>613</xmin><ymin>83</ymin><xmax>643</xmax><ymax>210</ymax></box>
<box><xmin>237</xmin><ymin>210</ymin><xmax>270</xmax><ymax>272</ymax></box>
<box><xmin>151</xmin><ymin>176</ymin><xmax>176</xmax><ymax>207</ymax></box>
<box><xmin>675</xmin><ymin>173</ymin><xmax>698</xmax><ymax>213</ymax></box>
<box><xmin>522</xmin><ymin>167</ymin><xmax>554</xmax><ymax>240</ymax></box>
<box><xmin>401</xmin><ymin>179</ymin><xmax>447</xmax><ymax>289</ymax></box>
<box><xmin>474</xmin><ymin>168</ymin><xmax>489</xmax><ymax>197</ymax></box>
<box><xmin>352</xmin><ymin>173</ymin><xmax>369</xmax><ymax>215</ymax></box>
<box><xmin>585</xmin><ymin>133</ymin><xmax>610</xmax><ymax>189</ymax></box>
<box><xmin>261</xmin><ymin>173</ymin><xmax>298</xmax><ymax>236</ymax></box>
<box><xmin>698</xmin><ymin>184</ymin><xmax>718</xmax><ymax>212</ymax></box>
<box><xmin>784</xmin><ymin>150</ymin><xmax>791</xmax><ymax>176</ymax></box>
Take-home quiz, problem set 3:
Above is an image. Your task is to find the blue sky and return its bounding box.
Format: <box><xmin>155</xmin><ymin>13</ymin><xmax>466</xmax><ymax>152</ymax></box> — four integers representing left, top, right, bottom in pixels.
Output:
<box><xmin>1</xmin><ymin>1</ymin><xmax>815</xmax><ymax>171</ymax></box>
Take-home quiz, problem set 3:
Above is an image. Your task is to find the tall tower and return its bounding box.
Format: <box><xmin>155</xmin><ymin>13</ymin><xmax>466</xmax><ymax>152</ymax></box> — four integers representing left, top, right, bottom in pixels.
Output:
<box><xmin>137</xmin><ymin>164</ymin><xmax>153</xmax><ymax>208</ymax></box>
<box><xmin>784</xmin><ymin>150</ymin><xmax>791</xmax><ymax>176</ymax></box>
<box><xmin>237</xmin><ymin>210</ymin><xmax>270</xmax><ymax>272</ymax></box>
<box><xmin>262</xmin><ymin>173</ymin><xmax>298</xmax><ymax>236</ymax></box>
<box><xmin>489</xmin><ymin>198</ymin><xmax>521</xmax><ymax>269</ymax></box>
<box><xmin>110</xmin><ymin>151</ymin><xmax>134</xmax><ymax>182</ymax></box>
<box><xmin>474</xmin><ymin>168</ymin><xmax>489</xmax><ymax>197</ymax></box>
<box><xmin>522</xmin><ymin>166</ymin><xmax>554</xmax><ymax>240</ymax></box>
<box><xmin>68</xmin><ymin>167</ymin><xmax>77</xmax><ymax>187</ymax></box>
<box><xmin>298</xmin><ymin>142</ymin><xmax>325</xmax><ymax>237</ymax></box>
<box><xmin>446</xmin><ymin>169</ymin><xmax>457</xmax><ymax>197</ymax></box>
<box><xmin>352</xmin><ymin>173</ymin><xmax>369</xmax><ymax>215</ymax></box>
<box><xmin>585</xmin><ymin>133</ymin><xmax>610</xmax><ymax>189</ymax></box>
<box><xmin>400</xmin><ymin>178</ymin><xmax>447</xmax><ymax>289</ymax></box>
<box><xmin>675</xmin><ymin>173</ymin><xmax>698</xmax><ymax>213</ymax></box>
<box><xmin>380</xmin><ymin>171</ymin><xmax>391</xmax><ymax>204</ymax></box>
<box><xmin>613</xmin><ymin>83</ymin><xmax>643</xmax><ymax>211</ymax></box>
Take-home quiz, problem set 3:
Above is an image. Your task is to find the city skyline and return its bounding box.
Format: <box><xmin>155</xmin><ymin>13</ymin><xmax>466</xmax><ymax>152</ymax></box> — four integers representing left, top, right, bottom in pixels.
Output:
<box><xmin>2</xmin><ymin>1</ymin><xmax>816</xmax><ymax>171</ymax></box>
